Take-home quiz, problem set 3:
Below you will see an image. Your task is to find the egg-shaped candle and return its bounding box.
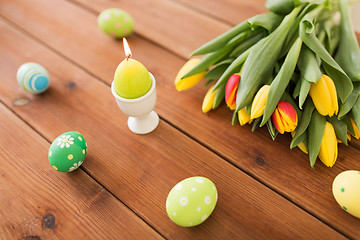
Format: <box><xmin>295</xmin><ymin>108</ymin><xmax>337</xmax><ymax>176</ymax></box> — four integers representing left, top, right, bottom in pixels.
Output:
<box><xmin>113</xmin><ymin>38</ymin><xmax>152</xmax><ymax>99</ymax></box>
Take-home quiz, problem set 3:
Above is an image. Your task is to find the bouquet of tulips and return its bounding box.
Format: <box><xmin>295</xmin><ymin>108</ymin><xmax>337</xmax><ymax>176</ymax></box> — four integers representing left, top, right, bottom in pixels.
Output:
<box><xmin>175</xmin><ymin>0</ymin><xmax>360</xmax><ymax>168</ymax></box>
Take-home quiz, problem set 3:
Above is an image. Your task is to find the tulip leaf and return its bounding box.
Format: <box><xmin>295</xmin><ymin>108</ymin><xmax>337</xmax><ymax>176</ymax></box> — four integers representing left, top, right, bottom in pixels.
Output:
<box><xmin>266</xmin><ymin>119</ymin><xmax>278</xmax><ymax>140</ymax></box>
<box><xmin>290</xmin><ymin>98</ymin><xmax>315</xmax><ymax>148</ymax></box>
<box><xmin>205</xmin><ymin>59</ymin><xmax>233</xmax><ymax>80</ymax></box>
<box><xmin>261</xmin><ymin>37</ymin><xmax>303</xmax><ymax>126</ymax></box>
<box><xmin>191</xmin><ymin>21</ymin><xmax>250</xmax><ymax>56</ymax></box>
<box><xmin>266</xmin><ymin>0</ymin><xmax>294</xmax><ymax>15</ymax></box>
<box><xmin>298</xmin><ymin>76</ymin><xmax>311</xmax><ymax>109</ymax></box>
<box><xmin>214</xmin><ymin>43</ymin><xmax>254</xmax><ymax>91</ymax></box>
<box><xmin>204</xmin><ymin>79</ymin><xmax>215</xmax><ymax>87</ymax></box>
<box><xmin>342</xmin><ymin>114</ymin><xmax>355</xmax><ymax>136</ymax></box>
<box><xmin>300</xmin><ymin>12</ymin><xmax>353</xmax><ymax>103</ymax></box>
<box><xmin>297</xmin><ymin>45</ymin><xmax>322</xmax><ymax>83</ymax></box>
<box><xmin>293</xmin><ymin>75</ymin><xmax>301</xmax><ymax>99</ymax></box>
<box><xmin>351</xmin><ymin>96</ymin><xmax>360</xmax><ymax>130</ymax></box>
<box><xmin>248</xmin><ymin>12</ymin><xmax>283</xmax><ymax>32</ymax></box>
<box><xmin>328</xmin><ymin>116</ymin><xmax>348</xmax><ymax>146</ymax></box>
<box><xmin>230</xmin><ymin>31</ymin><xmax>266</xmax><ymax>57</ymax></box>
<box><xmin>308</xmin><ymin>110</ymin><xmax>326</xmax><ymax>168</ymax></box>
<box><xmin>234</xmin><ymin>7</ymin><xmax>302</xmax><ymax>123</ymax></box>
<box><xmin>338</xmin><ymin>83</ymin><xmax>360</xmax><ymax>119</ymax></box>
<box><xmin>183</xmin><ymin>31</ymin><xmax>252</xmax><ymax>79</ymax></box>
<box><xmin>251</xmin><ymin>117</ymin><xmax>262</xmax><ymax>132</ymax></box>
<box><xmin>213</xmin><ymin>84</ymin><xmax>225</xmax><ymax>109</ymax></box>
<box><xmin>291</xmin><ymin>131</ymin><xmax>307</xmax><ymax>149</ymax></box>
<box><xmin>335</xmin><ymin>0</ymin><xmax>360</xmax><ymax>82</ymax></box>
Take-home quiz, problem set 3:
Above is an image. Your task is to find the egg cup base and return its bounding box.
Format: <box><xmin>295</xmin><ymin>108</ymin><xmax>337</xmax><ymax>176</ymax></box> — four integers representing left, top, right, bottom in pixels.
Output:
<box><xmin>128</xmin><ymin>110</ymin><xmax>159</xmax><ymax>134</ymax></box>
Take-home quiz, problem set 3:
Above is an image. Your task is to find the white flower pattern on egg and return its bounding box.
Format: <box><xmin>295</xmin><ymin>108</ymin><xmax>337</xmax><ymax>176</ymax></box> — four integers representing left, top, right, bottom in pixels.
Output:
<box><xmin>69</xmin><ymin>161</ymin><xmax>83</xmax><ymax>172</ymax></box>
<box><xmin>57</xmin><ymin>135</ymin><xmax>74</xmax><ymax>148</ymax></box>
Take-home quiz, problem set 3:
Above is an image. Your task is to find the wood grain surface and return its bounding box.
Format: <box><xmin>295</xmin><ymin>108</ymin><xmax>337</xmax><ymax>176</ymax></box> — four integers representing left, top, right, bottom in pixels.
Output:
<box><xmin>0</xmin><ymin>0</ymin><xmax>359</xmax><ymax>239</ymax></box>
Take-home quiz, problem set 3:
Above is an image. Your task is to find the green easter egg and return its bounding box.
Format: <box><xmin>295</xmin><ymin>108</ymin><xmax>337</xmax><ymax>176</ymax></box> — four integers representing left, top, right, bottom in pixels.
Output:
<box><xmin>166</xmin><ymin>177</ymin><xmax>218</xmax><ymax>227</ymax></box>
<box><xmin>97</xmin><ymin>8</ymin><xmax>134</xmax><ymax>38</ymax></box>
<box><xmin>48</xmin><ymin>131</ymin><xmax>87</xmax><ymax>172</ymax></box>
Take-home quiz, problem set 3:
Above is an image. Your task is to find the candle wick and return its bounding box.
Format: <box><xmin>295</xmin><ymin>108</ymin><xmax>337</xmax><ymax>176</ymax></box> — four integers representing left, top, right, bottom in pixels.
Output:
<box><xmin>126</xmin><ymin>54</ymin><xmax>132</xmax><ymax>61</ymax></box>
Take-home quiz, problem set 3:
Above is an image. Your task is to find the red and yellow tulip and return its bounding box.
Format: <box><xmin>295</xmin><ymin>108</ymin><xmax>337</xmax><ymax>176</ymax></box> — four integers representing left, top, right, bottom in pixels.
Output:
<box><xmin>272</xmin><ymin>101</ymin><xmax>298</xmax><ymax>134</ymax></box>
<box><xmin>175</xmin><ymin>59</ymin><xmax>206</xmax><ymax>91</ymax></box>
<box><xmin>250</xmin><ymin>85</ymin><xmax>270</xmax><ymax>119</ymax></box>
<box><xmin>225</xmin><ymin>74</ymin><xmax>241</xmax><ymax>110</ymax></box>
<box><xmin>319</xmin><ymin>122</ymin><xmax>338</xmax><ymax>167</ymax></box>
<box><xmin>309</xmin><ymin>74</ymin><xmax>338</xmax><ymax>117</ymax></box>
<box><xmin>202</xmin><ymin>85</ymin><xmax>217</xmax><ymax>113</ymax></box>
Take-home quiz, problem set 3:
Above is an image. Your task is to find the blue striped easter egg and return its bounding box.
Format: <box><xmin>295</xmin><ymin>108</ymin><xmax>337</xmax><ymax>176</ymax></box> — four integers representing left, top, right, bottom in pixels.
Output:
<box><xmin>17</xmin><ymin>62</ymin><xmax>50</xmax><ymax>94</ymax></box>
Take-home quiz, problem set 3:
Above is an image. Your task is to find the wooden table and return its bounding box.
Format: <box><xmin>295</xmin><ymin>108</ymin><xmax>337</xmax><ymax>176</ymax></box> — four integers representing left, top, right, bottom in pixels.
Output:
<box><xmin>1</xmin><ymin>0</ymin><xmax>359</xmax><ymax>239</ymax></box>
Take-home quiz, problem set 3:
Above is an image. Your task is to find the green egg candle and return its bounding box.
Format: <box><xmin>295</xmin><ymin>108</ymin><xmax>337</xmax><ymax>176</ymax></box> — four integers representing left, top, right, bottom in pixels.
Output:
<box><xmin>48</xmin><ymin>131</ymin><xmax>87</xmax><ymax>172</ymax></box>
<box><xmin>166</xmin><ymin>176</ymin><xmax>218</xmax><ymax>227</ymax></box>
<box><xmin>113</xmin><ymin>38</ymin><xmax>152</xmax><ymax>99</ymax></box>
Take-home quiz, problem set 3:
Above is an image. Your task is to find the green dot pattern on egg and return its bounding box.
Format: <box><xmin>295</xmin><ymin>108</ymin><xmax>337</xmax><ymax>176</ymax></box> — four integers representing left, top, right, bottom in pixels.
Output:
<box><xmin>166</xmin><ymin>176</ymin><xmax>218</xmax><ymax>227</ymax></box>
<box><xmin>332</xmin><ymin>170</ymin><xmax>360</xmax><ymax>219</ymax></box>
<box><xmin>48</xmin><ymin>131</ymin><xmax>87</xmax><ymax>172</ymax></box>
<box><xmin>97</xmin><ymin>8</ymin><xmax>134</xmax><ymax>38</ymax></box>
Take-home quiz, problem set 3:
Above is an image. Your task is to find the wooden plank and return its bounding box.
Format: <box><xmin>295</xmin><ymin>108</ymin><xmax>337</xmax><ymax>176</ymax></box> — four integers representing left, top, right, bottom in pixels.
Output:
<box><xmin>1</xmin><ymin>0</ymin><xmax>359</xmax><ymax>238</ymax></box>
<box><xmin>0</xmin><ymin>16</ymin><xmax>348</xmax><ymax>239</ymax></box>
<box><xmin>0</xmin><ymin>106</ymin><xmax>163</xmax><ymax>239</ymax></box>
<box><xmin>166</xmin><ymin>0</ymin><xmax>267</xmax><ymax>25</ymax></box>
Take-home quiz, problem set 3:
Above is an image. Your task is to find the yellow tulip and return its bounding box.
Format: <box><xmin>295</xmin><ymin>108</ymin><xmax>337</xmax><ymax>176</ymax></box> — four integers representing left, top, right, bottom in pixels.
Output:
<box><xmin>309</xmin><ymin>74</ymin><xmax>338</xmax><ymax>117</ymax></box>
<box><xmin>349</xmin><ymin>118</ymin><xmax>360</xmax><ymax>139</ymax></box>
<box><xmin>175</xmin><ymin>59</ymin><xmax>206</xmax><ymax>91</ymax></box>
<box><xmin>250</xmin><ymin>85</ymin><xmax>270</xmax><ymax>119</ymax></box>
<box><xmin>238</xmin><ymin>108</ymin><xmax>252</xmax><ymax>126</ymax></box>
<box><xmin>319</xmin><ymin>122</ymin><xmax>338</xmax><ymax>167</ymax></box>
<box><xmin>202</xmin><ymin>86</ymin><xmax>217</xmax><ymax>113</ymax></box>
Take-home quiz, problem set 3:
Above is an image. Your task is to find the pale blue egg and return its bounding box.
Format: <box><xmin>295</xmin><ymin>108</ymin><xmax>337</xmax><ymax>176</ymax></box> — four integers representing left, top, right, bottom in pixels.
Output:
<box><xmin>17</xmin><ymin>62</ymin><xmax>50</xmax><ymax>94</ymax></box>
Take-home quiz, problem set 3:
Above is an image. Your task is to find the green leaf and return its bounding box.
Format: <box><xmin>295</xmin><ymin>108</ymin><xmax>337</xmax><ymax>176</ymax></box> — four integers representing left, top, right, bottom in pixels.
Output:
<box><xmin>191</xmin><ymin>21</ymin><xmax>250</xmax><ymax>56</ymax></box>
<box><xmin>213</xmin><ymin>84</ymin><xmax>225</xmax><ymax>109</ymax></box>
<box><xmin>342</xmin><ymin>114</ymin><xmax>355</xmax><ymax>136</ymax></box>
<box><xmin>234</xmin><ymin>6</ymin><xmax>302</xmax><ymax>121</ymax></box>
<box><xmin>328</xmin><ymin>116</ymin><xmax>348</xmax><ymax>145</ymax></box>
<box><xmin>205</xmin><ymin>59</ymin><xmax>233</xmax><ymax>80</ymax></box>
<box><xmin>261</xmin><ymin>37</ymin><xmax>303</xmax><ymax>126</ymax></box>
<box><xmin>308</xmin><ymin>110</ymin><xmax>326</xmax><ymax>168</ymax></box>
<box><xmin>266</xmin><ymin>0</ymin><xmax>295</xmax><ymax>15</ymax></box>
<box><xmin>251</xmin><ymin>117</ymin><xmax>262</xmax><ymax>132</ymax></box>
<box><xmin>183</xmin><ymin>31</ymin><xmax>251</xmax><ymax>78</ymax></box>
<box><xmin>351</xmin><ymin>96</ymin><xmax>360</xmax><ymax>130</ymax></box>
<box><xmin>298</xmin><ymin>76</ymin><xmax>311</xmax><ymax>109</ymax></box>
<box><xmin>297</xmin><ymin>45</ymin><xmax>322</xmax><ymax>83</ymax></box>
<box><xmin>266</xmin><ymin>119</ymin><xmax>278</xmax><ymax>140</ymax></box>
<box><xmin>291</xmin><ymin>131</ymin><xmax>307</xmax><ymax>149</ymax></box>
<box><xmin>230</xmin><ymin>31</ymin><xmax>266</xmax><ymax>57</ymax></box>
<box><xmin>290</xmin><ymin>98</ymin><xmax>315</xmax><ymax>148</ymax></box>
<box><xmin>293</xmin><ymin>76</ymin><xmax>301</xmax><ymax>99</ymax></box>
<box><xmin>338</xmin><ymin>83</ymin><xmax>360</xmax><ymax>119</ymax></box>
<box><xmin>300</xmin><ymin>11</ymin><xmax>353</xmax><ymax>103</ymax></box>
<box><xmin>248</xmin><ymin>12</ymin><xmax>283</xmax><ymax>32</ymax></box>
<box><xmin>335</xmin><ymin>0</ymin><xmax>360</xmax><ymax>82</ymax></box>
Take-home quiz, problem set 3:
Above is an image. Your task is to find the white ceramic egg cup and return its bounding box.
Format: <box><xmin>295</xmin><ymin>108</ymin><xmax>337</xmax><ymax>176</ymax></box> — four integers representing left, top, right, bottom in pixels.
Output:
<box><xmin>111</xmin><ymin>73</ymin><xmax>159</xmax><ymax>134</ymax></box>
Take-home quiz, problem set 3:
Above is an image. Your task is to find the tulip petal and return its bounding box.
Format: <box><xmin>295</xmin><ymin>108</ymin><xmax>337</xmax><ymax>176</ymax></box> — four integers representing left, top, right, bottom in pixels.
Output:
<box><xmin>319</xmin><ymin>122</ymin><xmax>338</xmax><ymax>167</ymax></box>
<box><xmin>225</xmin><ymin>74</ymin><xmax>241</xmax><ymax>110</ymax></box>
<box><xmin>309</xmin><ymin>75</ymin><xmax>333</xmax><ymax>116</ymax></box>
<box><xmin>272</xmin><ymin>108</ymin><xmax>285</xmax><ymax>134</ymax></box>
<box><xmin>350</xmin><ymin>118</ymin><xmax>360</xmax><ymax>139</ymax></box>
<box><xmin>323</xmin><ymin>75</ymin><xmax>338</xmax><ymax>116</ymax></box>
<box><xmin>175</xmin><ymin>59</ymin><xmax>206</xmax><ymax>91</ymax></box>
<box><xmin>251</xmin><ymin>85</ymin><xmax>270</xmax><ymax>119</ymax></box>
<box><xmin>202</xmin><ymin>86</ymin><xmax>217</xmax><ymax>113</ymax></box>
<box><xmin>238</xmin><ymin>108</ymin><xmax>251</xmax><ymax>126</ymax></box>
